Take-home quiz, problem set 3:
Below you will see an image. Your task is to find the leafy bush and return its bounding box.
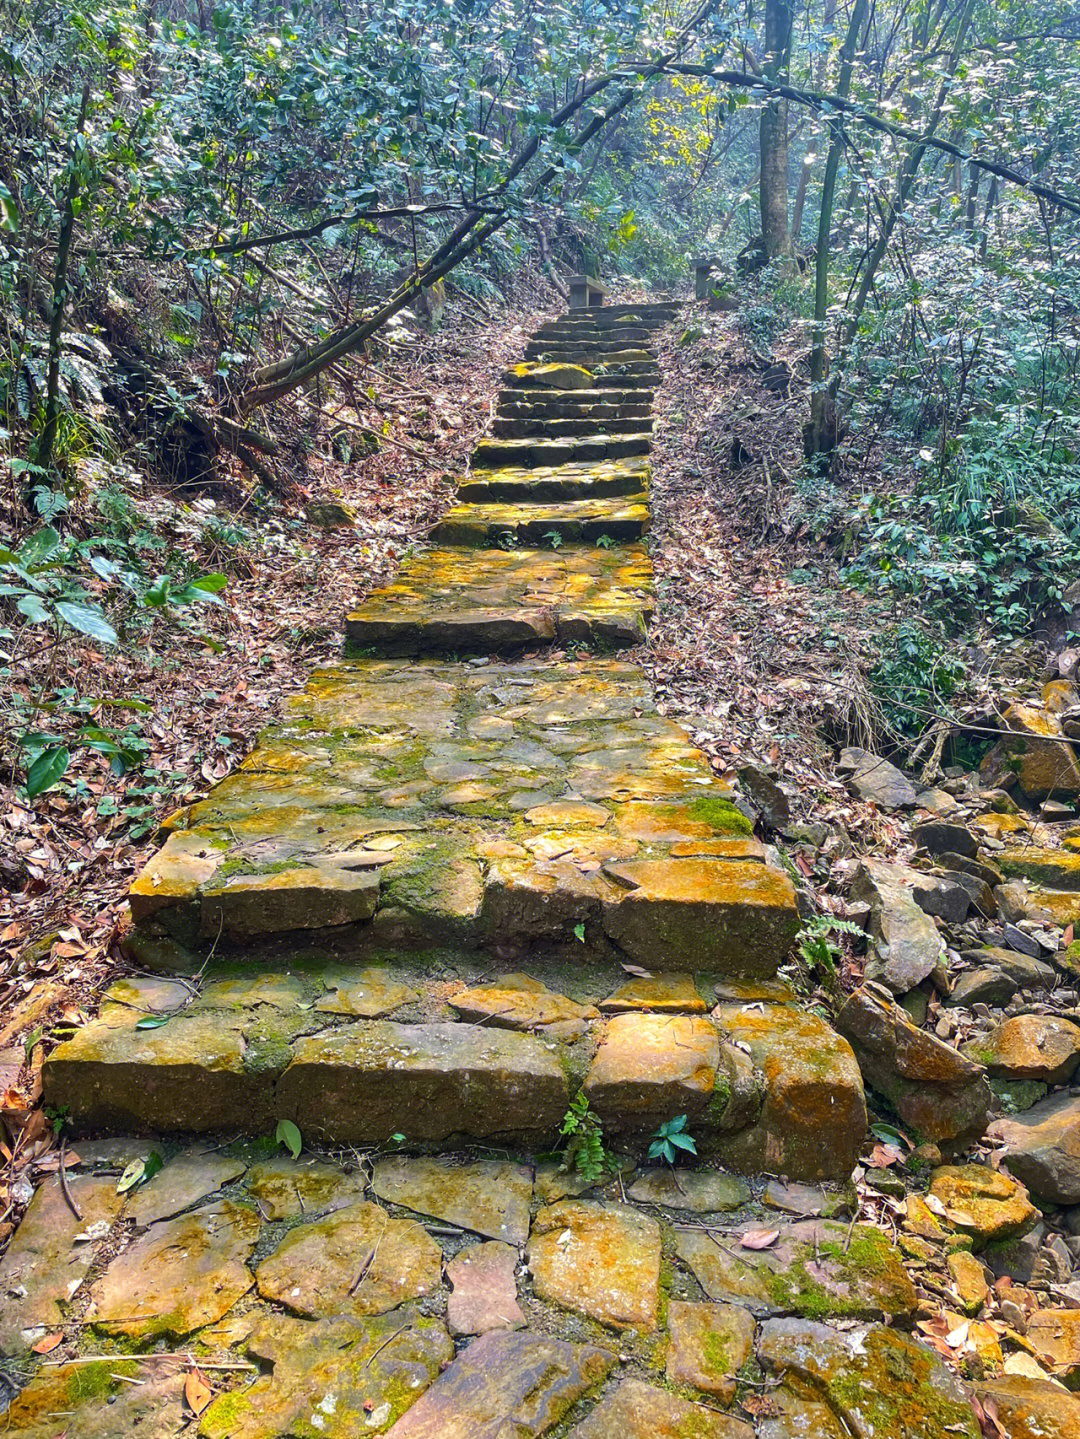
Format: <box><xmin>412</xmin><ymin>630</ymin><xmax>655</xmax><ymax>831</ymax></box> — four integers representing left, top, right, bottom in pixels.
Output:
<box><xmin>866</xmin><ymin>621</ymin><xmax>966</xmax><ymax>743</ymax></box>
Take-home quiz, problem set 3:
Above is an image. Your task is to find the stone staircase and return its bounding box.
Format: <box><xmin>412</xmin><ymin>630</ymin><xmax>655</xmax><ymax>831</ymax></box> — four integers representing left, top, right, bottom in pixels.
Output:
<box><xmin>42</xmin><ymin>302</ymin><xmax>867</xmax><ymax>1180</ymax></box>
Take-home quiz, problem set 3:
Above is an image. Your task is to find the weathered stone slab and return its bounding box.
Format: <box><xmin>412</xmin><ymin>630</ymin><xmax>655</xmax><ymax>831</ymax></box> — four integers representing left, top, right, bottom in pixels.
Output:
<box><xmin>627</xmin><ymin>1168</ymin><xmax>750</xmax><ymax>1211</ymax></box>
<box><xmin>712</xmin><ymin>1002</ymin><xmax>866</xmax><ymax>1180</ymax></box>
<box><xmin>666</xmin><ymin>1300</ymin><xmax>755</xmax><ymax>1403</ymax></box>
<box><xmin>837</xmin><ymin>747</ymin><xmax>918</xmax><ymax>808</ymax></box>
<box><xmin>128</xmin><ymin>1152</ymin><xmax>246</xmax><ymax>1227</ymax></box>
<box><xmin>345</xmin><ymin>545</ymin><xmax>653</xmax><ymax>656</ymax></box>
<box><xmin>601</xmin><ymin>857</ymin><xmax>799</xmax><ymax>975</ymax></box>
<box><xmin>757</xmin><ymin>1319</ymin><xmax>980</xmax><ymax>1438</ymax></box>
<box><xmin>255</xmin><ymin>1201</ymin><xmax>441</xmax><ymax>1317</ymax></box>
<box><xmin>4</xmin><ymin>1359</ymin><xmax>187</xmax><ymax>1437</ymax></box>
<box><xmin>434</xmin><ymin>494</ymin><xmax>649</xmax><ymax>547</ymax></box>
<box><xmin>43</xmin><ymin>1008</ymin><xmax>271</xmax><ymax>1133</ymax></box>
<box><xmin>583</xmin><ymin>1012</ymin><xmax>720</xmax><ymax>1131</ymax></box>
<box><xmin>244</xmin><ymin>1156</ymin><xmax>368</xmax><ymax>1220</ymax></box>
<box><xmin>446</xmin><ymin>1240</ymin><xmax>526</xmax><ymax>1335</ymax></box>
<box><xmin>448</xmin><ymin>974</ymin><xmax>598</xmax><ymax>1033</ymax></box>
<box><xmin>674</xmin><ymin>1220</ymin><xmax>916</xmax><ymax>1320</ymax></box>
<box><xmin>569</xmin><ymin>1378</ymin><xmax>753</xmax><ymax>1438</ymax></box>
<box><xmin>371</xmin><ymin>1155</ymin><xmax>533</xmax><ymax>1245</ymax></box>
<box><xmin>527</xmin><ymin>1200</ymin><xmax>662</xmax><ymax>1329</ymax></box>
<box><xmin>381</xmin><ymin>1329</ymin><xmax>616</xmax><ymax>1438</ymax></box>
<box><xmin>201</xmin><ymin>1311</ymin><xmax>454</xmax><ymax>1438</ymax></box>
<box><xmin>314</xmin><ymin>965</ymin><xmax>419</xmax><ymax>1016</ymax></box>
<box><xmin>599</xmin><ymin>972</ymin><xmax>707</xmax><ymax>1012</ymax></box>
<box><xmin>89</xmin><ymin>1200</ymin><xmax>258</xmax><ymax>1338</ymax></box>
<box><xmin>277</xmin><ymin>1022</ymin><xmax>568</xmax><ymax>1145</ymax></box>
<box><xmin>0</xmin><ymin>1176</ymin><xmax>124</xmax><ymax>1353</ymax></box>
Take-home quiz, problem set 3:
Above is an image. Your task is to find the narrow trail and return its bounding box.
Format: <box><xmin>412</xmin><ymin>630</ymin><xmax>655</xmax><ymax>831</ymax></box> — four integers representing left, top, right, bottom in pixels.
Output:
<box><xmin>0</xmin><ymin>302</ymin><xmax>1066</xmax><ymax>1438</ymax></box>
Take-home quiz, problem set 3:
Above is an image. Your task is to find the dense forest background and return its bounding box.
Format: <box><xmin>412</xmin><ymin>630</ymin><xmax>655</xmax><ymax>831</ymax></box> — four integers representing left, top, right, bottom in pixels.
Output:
<box><xmin>1</xmin><ymin>0</ymin><xmax>1079</xmax><ymax>840</ymax></box>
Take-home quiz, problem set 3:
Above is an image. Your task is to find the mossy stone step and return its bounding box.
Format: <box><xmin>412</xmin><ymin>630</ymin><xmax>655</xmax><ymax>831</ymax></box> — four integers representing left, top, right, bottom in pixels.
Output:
<box><xmin>458</xmin><ymin>459</ymin><xmax>648</xmax><ymax>504</ymax></box>
<box><xmin>43</xmin><ymin>965</ymin><xmax>857</xmax><ymax>1176</ymax></box>
<box><xmin>495</xmin><ymin>387</ymin><xmax>653</xmax><ymax>410</ymax></box>
<box><xmin>497</xmin><ymin>399</ymin><xmax>652</xmax><ymax>422</ymax></box>
<box><xmin>343</xmin><ymin>545</ymin><xmax>654</xmax><ymax>655</ymax></box>
<box><xmin>121</xmin><ymin>656</ymin><xmax>797</xmax><ymax>963</ymax></box>
<box><xmin>431</xmin><ymin>495</ymin><xmax>649</xmax><ymax>546</ymax></box>
<box><xmin>472</xmin><ymin>434</ymin><xmax>651</xmax><ymax>468</ymax></box>
<box><xmin>491</xmin><ymin>415</ymin><xmax>651</xmax><ymax>438</ymax></box>
<box><xmin>523</xmin><ymin>344</ymin><xmax>655</xmax><ymax>363</ymax></box>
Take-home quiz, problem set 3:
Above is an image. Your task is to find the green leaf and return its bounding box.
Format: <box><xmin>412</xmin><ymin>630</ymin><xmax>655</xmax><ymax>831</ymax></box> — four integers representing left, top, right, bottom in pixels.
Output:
<box><xmin>25</xmin><ymin>746</ymin><xmax>70</xmax><ymax>797</ymax></box>
<box><xmin>16</xmin><ymin>592</ymin><xmax>50</xmax><ymax>624</ymax></box>
<box><xmin>135</xmin><ymin>1013</ymin><xmax>172</xmax><ymax>1029</ymax></box>
<box><xmin>573</xmin><ymin>922</ymin><xmax>586</xmax><ymax>943</ymax></box>
<box><xmin>276</xmin><ymin>1118</ymin><xmax>302</xmax><ymax>1159</ymax></box>
<box><xmin>116</xmin><ymin>1150</ymin><xmax>164</xmax><ymax>1194</ymax></box>
<box><xmin>55</xmin><ymin>601</ymin><xmax>118</xmax><ymax>646</ymax></box>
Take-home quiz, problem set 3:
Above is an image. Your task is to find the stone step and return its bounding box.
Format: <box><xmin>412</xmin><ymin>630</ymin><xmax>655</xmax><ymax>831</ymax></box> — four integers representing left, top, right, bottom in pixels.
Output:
<box><xmin>472</xmin><ymin>433</ymin><xmax>651</xmax><ymax>468</ymax></box>
<box><xmin>43</xmin><ymin>968</ymin><xmax>860</xmax><ymax>1179</ymax></box>
<box><xmin>120</xmin><ymin>655</ymin><xmax>797</xmax><ymax>963</ymax></box>
<box><xmin>497</xmin><ymin>398</ymin><xmax>652</xmax><ymax>422</ymax></box>
<box><xmin>431</xmin><ymin>494</ymin><xmax>649</xmax><ymax>547</ymax></box>
<box><xmin>344</xmin><ymin>546</ymin><xmax>654</xmax><ymax>655</ymax></box>
<box><xmin>495</xmin><ymin>386</ymin><xmax>653</xmax><ymax>409</ymax></box>
<box><xmin>491</xmin><ymin>414</ymin><xmax>650</xmax><ymax>438</ymax></box>
<box><xmin>556</xmin><ymin>300</ymin><xmax>679</xmax><ymax>324</ymax></box>
<box><xmin>505</xmin><ymin>362</ymin><xmax>659</xmax><ymax>388</ymax></box>
<box><xmin>458</xmin><ymin>459</ymin><xmax>649</xmax><ymax>504</ymax></box>
<box><xmin>523</xmin><ymin>343</ymin><xmax>655</xmax><ymax>363</ymax></box>
<box><xmin>535</xmin><ymin>323</ymin><xmax>656</xmax><ymax>344</ymax></box>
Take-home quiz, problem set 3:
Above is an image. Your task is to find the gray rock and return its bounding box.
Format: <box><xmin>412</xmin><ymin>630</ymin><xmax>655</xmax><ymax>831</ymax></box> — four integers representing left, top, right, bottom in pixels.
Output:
<box><xmin>995</xmin><ymin>882</ymin><xmax>1032</xmax><ymax>923</ymax></box>
<box><xmin>959</xmin><ymin>948</ymin><xmax>1055</xmax><ymax>990</ymax></box>
<box><xmin>945</xmin><ymin>968</ymin><xmax>1017</xmax><ymax>1008</ymax></box>
<box><xmin>910</xmin><ymin>873</ymin><xmax>970</xmax><ymax>925</ymax></box>
<box><xmin>990</xmin><ymin>1077</ymin><xmax>1049</xmax><ymax>1113</ymax></box>
<box><xmin>1004</xmin><ymin>924</ymin><xmax>1044</xmax><ymax>958</ymax></box>
<box><xmin>737</xmin><ymin>763</ymin><xmax>790</xmax><ymax>830</ymax></box>
<box><xmin>940</xmin><ymin>852</ymin><xmax>1005</xmax><ymax>887</ymax></box>
<box><xmin>987</xmin><ymin>1091</ymin><xmax>1080</xmax><ymax>1203</ymax></box>
<box><xmin>852</xmin><ymin>858</ymin><xmax>945</xmax><ymax>994</ymax></box>
<box><xmin>913</xmin><ymin>822</ymin><xmax>979</xmax><ymax>858</ymax></box>
<box><xmin>939</xmin><ymin>870</ymin><xmax>996</xmax><ymax>917</ymax></box>
<box><xmin>838</xmin><ymin>748</ymin><xmax>917</xmax><ymax>809</ymax></box>
<box><xmin>915</xmin><ymin>788</ymin><xmax>959</xmax><ymax>815</ymax></box>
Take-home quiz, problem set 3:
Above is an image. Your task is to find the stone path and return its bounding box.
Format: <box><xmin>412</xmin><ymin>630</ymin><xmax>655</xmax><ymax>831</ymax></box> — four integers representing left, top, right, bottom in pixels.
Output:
<box><xmin>6</xmin><ymin>303</ymin><xmax>1076</xmax><ymax>1435</ymax></box>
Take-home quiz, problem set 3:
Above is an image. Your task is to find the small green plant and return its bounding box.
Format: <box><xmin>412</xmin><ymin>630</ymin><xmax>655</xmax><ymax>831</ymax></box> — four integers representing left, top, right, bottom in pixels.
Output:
<box><xmin>796</xmin><ymin>915</ymin><xmax>866</xmax><ymax>989</ymax></box>
<box><xmin>559</xmin><ymin>1092</ymin><xmax>614</xmax><ymax>1184</ymax></box>
<box><xmin>648</xmin><ymin>1113</ymin><xmax>697</xmax><ymax>1166</ymax></box>
<box><xmin>595</xmin><ymin>533</ymin><xmax>616</xmax><ymax>549</ymax></box>
<box><xmin>275</xmin><ymin>1118</ymin><xmax>302</xmax><ymax>1159</ymax></box>
<box><xmin>544</xmin><ymin>528</ymin><xmax>564</xmax><ymax>549</ymax></box>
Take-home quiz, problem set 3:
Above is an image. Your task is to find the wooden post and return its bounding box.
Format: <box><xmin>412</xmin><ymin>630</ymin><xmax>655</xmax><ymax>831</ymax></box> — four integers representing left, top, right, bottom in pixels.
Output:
<box><xmin>569</xmin><ymin>273</ymin><xmax>608</xmax><ymax>309</ymax></box>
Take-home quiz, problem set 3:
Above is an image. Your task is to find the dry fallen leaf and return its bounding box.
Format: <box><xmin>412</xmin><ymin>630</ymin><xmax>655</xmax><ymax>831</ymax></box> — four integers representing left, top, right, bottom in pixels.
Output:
<box><xmin>740</xmin><ymin>1228</ymin><xmax>780</xmax><ymax>1250</ymax></box>
<box><xmin>184</xmin><ymin>1369</ymin><xmax>213</xmax><ymax>1416</ymax></box>
<box><xmin>31</xmin><ymin>1332</ymin><xmax>63</xmax><ymax>1354</ymax></box>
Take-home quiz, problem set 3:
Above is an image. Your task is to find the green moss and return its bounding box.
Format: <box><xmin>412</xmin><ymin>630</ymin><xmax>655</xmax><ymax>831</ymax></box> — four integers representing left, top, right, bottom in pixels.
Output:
<box><xmin>700</xmin><ymin>1328</ymin><xmax>733</xmax><ymax>1378</ymax></box>
<box><xmin>686</xmin><ymin>796</ymin><xmax>753</xmax><ymax>836</ymax></box>
<box><xmin>704</xmin><ymin>1071</ymin><xmax>733</xmax><ymax>1127</ymax></box>
<box><xmin>202</xmin><ymin>1386</ymin><xmax>254</xmax><ymax>1432</ymax></box>
<box><xmin>67</xmin><ymin>1360</ymin><xmax>141</xmax><ymax>1403</ymax></box>
<box><xmin>825</xmin><ymin>1329</ymin><xmax>979</xmax><ymax>1437</ymax></box>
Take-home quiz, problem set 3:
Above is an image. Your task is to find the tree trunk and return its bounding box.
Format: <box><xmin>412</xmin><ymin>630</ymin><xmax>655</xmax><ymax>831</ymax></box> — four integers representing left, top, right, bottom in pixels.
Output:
<box><xmin>759</xmin><ymin>0</ymin><xmax>792</xmax><ymax>259</ymax></box>
<box><xmin>37</xmin><ymin>81</ymin><xmax>90</xmax><ymax>477</ymax></box>
<box><xmin>804</xmin><ymin>0</ymin><xmax>867</xmax><ymax>463</ymax></box>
